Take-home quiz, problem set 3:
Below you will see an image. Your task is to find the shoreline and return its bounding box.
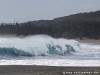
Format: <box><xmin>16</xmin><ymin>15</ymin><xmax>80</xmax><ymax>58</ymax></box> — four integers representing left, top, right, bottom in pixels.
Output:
<box><xmin>75</xmin><ymin>39</ymin><xmax>100</xmax><ymax>45</ymax></box>
<box><xmin>0</xmin><ymin>65</ymin><xmax>99</xmax><ymax>75</ymax></box>
<box><xmin>0</xmin><ymin>35</ymin><xmax>100</xmax><ymax>75</ymax></box>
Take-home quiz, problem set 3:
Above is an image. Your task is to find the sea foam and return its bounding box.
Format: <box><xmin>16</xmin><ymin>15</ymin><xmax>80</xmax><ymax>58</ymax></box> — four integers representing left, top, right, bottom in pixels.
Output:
<box><xmin>0</xmin><ymin>35</ymin><xmax>80</xmax><ymax>57</ymax></box>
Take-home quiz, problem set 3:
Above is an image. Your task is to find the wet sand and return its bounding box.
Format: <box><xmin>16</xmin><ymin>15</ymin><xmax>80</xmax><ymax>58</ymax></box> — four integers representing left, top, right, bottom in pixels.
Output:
<box><xmin>0</xmin><ymin>66</ymin><xmax>99</xmax><ymax>75</ymax></box>
<box><xmin>76</xmin><ymin>39</ymin><xmax>100</xmax><ymax>45</ymax></box>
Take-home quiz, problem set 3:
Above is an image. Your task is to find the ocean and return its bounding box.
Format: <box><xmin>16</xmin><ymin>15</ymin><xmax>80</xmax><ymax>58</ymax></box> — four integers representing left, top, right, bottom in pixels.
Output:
<box><xmin>0</xmin><ymin>35</ymin><xmax>100</xmax><ymax>66</ymax></box>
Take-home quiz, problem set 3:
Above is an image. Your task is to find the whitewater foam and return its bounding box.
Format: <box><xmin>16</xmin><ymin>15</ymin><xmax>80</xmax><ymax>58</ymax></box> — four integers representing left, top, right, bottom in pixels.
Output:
<box><xmin>0</xmin><ymin>35</ymin><xmax>100</xmax><ymax>66</ymax></box>
<box><xmin>0</xmin><ymin>35</ymin><xmax>80</xmax><ymax>57</ymax></box>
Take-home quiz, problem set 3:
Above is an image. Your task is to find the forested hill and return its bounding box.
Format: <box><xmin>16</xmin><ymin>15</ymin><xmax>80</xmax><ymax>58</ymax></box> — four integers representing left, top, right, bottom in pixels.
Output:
<box><xmin>54</xmin><ymin>10</ymin><xmax>100</xmax><ymax>21</ymax></box>
<box><xmin>0</xmin><ymin>10</ymin><xmax>100</xmax><ymax>39</ymax></box>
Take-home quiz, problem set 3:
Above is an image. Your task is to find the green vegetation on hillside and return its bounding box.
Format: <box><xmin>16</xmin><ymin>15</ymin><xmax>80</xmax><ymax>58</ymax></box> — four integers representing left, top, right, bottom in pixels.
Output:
<box><xmin>0</xmin><ymin>10</ymin><xmax>100</xmax><ymax>39</ymax></box>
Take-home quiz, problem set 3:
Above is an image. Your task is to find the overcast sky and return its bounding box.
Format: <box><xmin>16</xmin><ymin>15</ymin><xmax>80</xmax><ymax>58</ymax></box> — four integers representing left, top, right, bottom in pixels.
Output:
<box><xmin>0</xmin><ymin>0</ymin><xmax>100</xmax><ymax>23</ymax></box>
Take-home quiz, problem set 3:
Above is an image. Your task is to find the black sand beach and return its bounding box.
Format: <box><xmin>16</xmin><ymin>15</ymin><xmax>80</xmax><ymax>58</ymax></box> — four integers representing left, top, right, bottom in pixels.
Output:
<box><xmin>0</xmin><ymin>66</ymin><xmax>99</xmax><ymax>75</ymax></box>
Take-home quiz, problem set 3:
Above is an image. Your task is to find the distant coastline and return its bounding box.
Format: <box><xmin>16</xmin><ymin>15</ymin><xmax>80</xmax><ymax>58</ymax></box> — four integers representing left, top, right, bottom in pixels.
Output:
<box><xmin>0</xmin><ymin>10</ymin><xmax>100</xmax><ymax>39</ymax></box>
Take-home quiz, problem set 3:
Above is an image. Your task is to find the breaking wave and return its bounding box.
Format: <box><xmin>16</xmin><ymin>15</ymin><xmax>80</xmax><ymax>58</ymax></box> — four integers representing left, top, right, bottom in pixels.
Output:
<box><xmin>0</xmin><ymin>35</ymin><xmax>80</xmax><ymax>57</ymax></box>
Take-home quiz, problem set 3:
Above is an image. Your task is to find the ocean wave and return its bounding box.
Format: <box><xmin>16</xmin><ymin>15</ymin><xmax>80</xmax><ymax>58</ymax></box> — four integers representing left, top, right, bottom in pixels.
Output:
<box><xmin>0</xmin><ymin>35</ymin><xmax>80</xmax><ymax>57</ymax></box>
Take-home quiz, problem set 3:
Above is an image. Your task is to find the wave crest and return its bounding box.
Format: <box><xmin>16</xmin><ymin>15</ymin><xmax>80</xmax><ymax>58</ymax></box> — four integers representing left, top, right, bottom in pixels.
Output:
<box><xmin>0</xmin><ymin>35</ymin><xmax>80</xmax><ymax>57</ymax></box>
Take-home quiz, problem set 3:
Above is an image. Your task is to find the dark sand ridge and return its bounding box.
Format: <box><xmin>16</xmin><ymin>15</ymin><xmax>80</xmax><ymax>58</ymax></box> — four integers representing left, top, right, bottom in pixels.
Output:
<box><xmin>76</xmin><ymin>39</ymin><xmax>100</xmax><ymax>45</ymax></box>
<box><xmin>0</xmin><ymin>66</ymin><xmax>100</xmax><ymax>75</ymax></box>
